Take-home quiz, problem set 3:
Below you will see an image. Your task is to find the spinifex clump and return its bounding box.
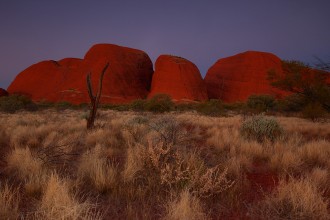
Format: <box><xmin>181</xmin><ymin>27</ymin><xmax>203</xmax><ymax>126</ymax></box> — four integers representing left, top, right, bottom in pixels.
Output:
<box><xmin>240</xmin><ymin>115</ymin><xmax>284</xmax><ymax>143</ymax></box>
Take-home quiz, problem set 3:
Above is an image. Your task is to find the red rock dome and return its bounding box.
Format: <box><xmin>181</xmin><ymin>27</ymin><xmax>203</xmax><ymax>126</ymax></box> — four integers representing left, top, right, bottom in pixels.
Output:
<box><xmin>7</xmin><ymin>44</ymin><xmax>153</xmax><ymax>104</ymax></box>
<box><xmin>7</xmin><ymin>60</ymin><xmax>66</xmax><ymax>102</ymax></box>
<box><xmin>204</xmin><ymin>51</ymin><xmax>287</xmax><ymax>103</ymax></box>
<box><xmin>83</xmin><ymin>44</ymin><xmax>153</xmax><ymax>103</ymax></box>
<box><xmin>0</xmin><ymin>88</ymin><xmax>8</xmax><ymax>97</ymax></box>
<box><xmin>148</xmin><ymin>55</ymin><xmax>208</xmax><ymax>102</ymax></box>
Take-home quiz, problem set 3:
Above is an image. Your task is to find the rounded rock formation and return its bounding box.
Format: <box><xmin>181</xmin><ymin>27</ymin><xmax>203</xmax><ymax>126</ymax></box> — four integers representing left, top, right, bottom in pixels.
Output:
<box><xmin>0</xmin><ymin>88</ymin><xmax>8</xmax><ymax>97</ymax></box>
<box><xmin>148</xmin><ymin>55</ymin><xmax>208</xmax><ymax>102</ymax></box>
<box><xmin>8</xmin><ymin>44</ymin><xmax>153</xmax><ymax>104</ymax></box>
<box><xmin>83</xmin><ymin>44</ymin><xmax>153</xmax><ymax>103</ymax></box>
<box><xmin>205</xmin><ymin>51</ymin><xmax>287</xmax><ymax>103</ymax></box>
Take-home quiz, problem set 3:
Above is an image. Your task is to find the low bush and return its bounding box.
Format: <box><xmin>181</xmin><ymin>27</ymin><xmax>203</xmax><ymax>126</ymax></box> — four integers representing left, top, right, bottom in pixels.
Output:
<box><xmin>240</xmin><ymin>116</ymin><xmax>283</xmax><ymax>142</ymax></box>
<box><xmin>129</xmin><ymin>99</ymin><xmax>146</xmax><ymax>112</ymax></box>
<box><xmin>247</xmin><ymin>94</ymin><xmax>275</xmax><ymax>113</ymax></box>
<box><xmin>275</xmin><ymin>93</ymin><xmax>307</xmax><ymax>112</ymax></box>
<box><xmin>145</xmin><ymin>94</ymin><xmax>174</xmax><ymax>113</ymax></box>
<box><xmin>0</xmin><ymin>95</ymin><xmax>37</xmax><ymax>113</ymax></box>
<box><xmin>175</xmin><ymin>102</ymin><xmax>199</xmax><ymax>112</ymax></box>
<box><xmin>54</xmin><ymin>101</ymin><xmax>74</xmax><ymax>110</ymax></box>
<box><xmin>197</xmin><ymin>99</ymin><xmax>226</xmax><ymax>117</ymax></box>
<box><xmin>302</xmin><ymin>102</ymin><xmax>327</xmax><ymax>121</ymax></box>
<box><xmin>102</xmin><ymin>103</ymin><xmax>130</xmax><ymax>111</ymax></box>
<box><xmin>223</xmin><ymin>102</ymin><xmax>246</xmax><ymax>112</ymax></box>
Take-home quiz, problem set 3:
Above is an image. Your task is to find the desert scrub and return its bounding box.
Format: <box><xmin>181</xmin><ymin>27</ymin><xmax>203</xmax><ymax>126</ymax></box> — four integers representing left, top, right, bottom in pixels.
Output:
<box><xmin>145</xmin><ymin>94</ymin><xmax>174</xmax><ymax>113</ymax></box>
<box><xmin>240</xmin><ymin>116</ymin><xmax>283</xmax><ymax>142</ymax></box>
<box><xmin>0</xmin><ymin>94</ymin><xmax>37</xmax><ymax>113</ymax></box>
<box><xmin>301</xmin><ymin>102</ymin><xmax>327</xmax><ymax>122</ymax></box>
<box><xmin>249</xmin><ymin>178</ymin><xmax>329</xmax><ymax>220</ymax></box>
<box><xmin>246</xmin><ymin>94</ymin><xmax>275</xmax><ymax>113</ymax></box>
<box><xmin>197</xmin><ymin>99</ymin><xmax>226</xmax><ymax>117</ymax></box>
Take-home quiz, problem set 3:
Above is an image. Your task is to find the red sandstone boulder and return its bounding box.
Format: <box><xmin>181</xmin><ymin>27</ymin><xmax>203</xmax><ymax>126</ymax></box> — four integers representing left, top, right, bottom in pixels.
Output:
<box><xmin>7</xmin><ymin>60</ymin><xmax>66</xmax><ymax>102</ymax></box>
<box><xmin>8</xmin><ymin>44</ymin><xmax>153</xmax><ymax>104</ymax></box>
<box><xmin>148</xmin><ymin>55</ymin><xmax>208</xmax><ymax>102</ymax></box>
<box><xmin>82</xmin><ymin>44</ymin><xmax>153</xmax><ymax>103</ymax></box>
<box><xmin>0</xmin><ymin>88</ymin><xmax>8</xmax><ymax>97</ymax></box>
<box><xmin>205</xmin><ymin>51</ymin><xmax>287</xmax><ymax>103</ymax></box>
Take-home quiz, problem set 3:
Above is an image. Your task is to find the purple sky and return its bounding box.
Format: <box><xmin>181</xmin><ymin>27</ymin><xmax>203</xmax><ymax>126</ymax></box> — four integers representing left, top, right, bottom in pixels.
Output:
<box><xmin>1</xmin><ymin>0</ymin><xmax>330</xmax><ymax>89</ymax></box>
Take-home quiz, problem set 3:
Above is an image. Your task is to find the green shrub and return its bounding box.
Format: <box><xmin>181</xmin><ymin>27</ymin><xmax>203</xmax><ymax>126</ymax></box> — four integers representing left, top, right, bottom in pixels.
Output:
<box><xmin>174</xmin><ymin>102</ymin><xmax>198</xmax><ymax>112</ymax></box>
<box><xmin>275</xmin><ymin>94</ymin><xmax>307</xmax><ymax>112</ymax></box>
<box><xmin>54</xmin><ymin>101</ymin><xmax>73</xmax><ymax>110</ymax></box>
<box><xmin>0</xmin><ymin>95</ymin><xmax>37</xmax><ymax>113</ymax></box>
<box><xmin>224</xmin><ymin>102</ymin><xmax>247</xmax><ymax>113</ymax></box>
<box><xmin>247</xmin><ymin>94</ymin><xmax>275</xmax><ymax>113</ymax></box>
<box><xmin>197</xmin><ymin>99</ymin><xmax>226</xmax><ymax>117</ymax></box>
<box><xmin>145</xmin><ymin>94</ymin><xmax>174</xmax><ymax>113</ymax></box>
<box><xmin>240</xmin><ymin>116</ymin><xmax>283</xmax><ymax>142</ymax></box>
<box><xmin>101</xmin><ymin>103</ymin><xmax>130</xmax><ymax>111</ymax></box>
<box><xmin>302</xmin><ymin>102</ymin><xmax>327</xmax><ymax>122</ymax></box>
<box><xmin>36</xmin><ymin>100</ymin><xmax>54</xmax><ymax>109</ymax></box>
<box><xmin>129</xmin><ymin>99</ymin><xmax>146</xmax><ymax>112</ymax></box>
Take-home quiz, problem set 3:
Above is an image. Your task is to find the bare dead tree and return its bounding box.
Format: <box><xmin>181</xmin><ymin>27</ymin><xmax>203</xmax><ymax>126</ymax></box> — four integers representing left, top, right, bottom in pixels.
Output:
<box><xmin>86</xmin><ymin>63</ymin><xmax>109</xmax><ymax>129</ymax></box>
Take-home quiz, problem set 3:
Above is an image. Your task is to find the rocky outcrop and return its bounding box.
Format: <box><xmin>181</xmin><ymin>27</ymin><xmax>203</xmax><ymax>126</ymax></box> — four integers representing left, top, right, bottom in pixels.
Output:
<box><xmin>205</xmin><ymin>51</ymin><xmax>287</xmax><ymax>102</ymax></box>
<box><xmin>148</xmin><ymin>55</ymin><xmax>208</xmax><ymax>102</ymax></box>
<box><xmin>7</xmin><ymin>44</ymin><xmax>153</xmax><ymax>104</ymax></box>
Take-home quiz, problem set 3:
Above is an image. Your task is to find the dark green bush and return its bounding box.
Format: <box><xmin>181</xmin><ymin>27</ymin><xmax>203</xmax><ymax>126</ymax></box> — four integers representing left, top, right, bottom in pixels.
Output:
<box><xmin>224</xmin><ymin>102</ymin><xmax>247</xmax><ymax>113</ymax></box>
<box><xmin>175</xmin><ymin>102</ymin><xmax>199</xmax><ymax>112</ymax></box>
<box><xmin>275</xmin><ymin>94</ymin><xmax>307</xmax><ymax>112</ymax></box>
<box><xmin>0</xmin><ymin>95</ymin><xmax>37</xmax><ymax>113</ymax></box>
<box><xmin>130</xmin><ymin>99</ymin><xmax>147</xmax><ymax>112</ymax></box>
<box><xmin>54</xmin><ymin>101</ymin><xmax>74</xmax><ymax>110</ymax></box>
<box><xmin>302</xmin><ymin>102</ymin><xmax>327</xmax><ymax>122</ymax></box>
<box><xmin>145</xmin><ymin>94</ymin><xmax>174</xmax><ymax>113</ymax></box>
<box><xmin>247</xmin><ymin>94</ymin><xmax>275</xmax><ymax>113</ymax></box>
<box><xmin>102</xmin><ymin>103</ymin><xmax>130</xmax><ymax>111</ymax></box>
<box><xmin>240</xmin><ymin>116</ymin><xmax>284</xmax><ymax>143</ymax></box>
<box><xmin>197</xmin><ymin>99</ymin><xmax>226</xmax><ymax>117</ymax></box>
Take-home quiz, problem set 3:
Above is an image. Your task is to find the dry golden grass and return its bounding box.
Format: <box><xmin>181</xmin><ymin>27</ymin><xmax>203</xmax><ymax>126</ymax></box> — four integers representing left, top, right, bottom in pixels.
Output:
<box><xmin>35</xmin><ymin>173</ymin><xmax>102</xmax><ymax>220</ymax></box>
<box><xmin>78</xmin><ymin>144</ymin><xmax>118</xmax><ymax>193</ymax></box>
<box><xmin>250</xmin><ymin>177</ymin><xmax>330</xmax><ymax>220</ymax></box>
<box><xmin>164</xmin><ymin>190</ymin><xmax>208</xmax><ymax>220</ymax></box>
<box><xmin>7</xmin><ymin>147</ymin><xmax>44</xmax><ymax>179</ymax></box>
<box><xmin>0</xmin><ymin>183</ymin><xmax>20</xmax><ymax>219</ymax></box>
<box><xmin>122</xmin><ymin>143</ymin><xmax>145</xmax><ymax>182</ymax></box>
<box><xmin>0</xmin><ymin>109</ymin><xmax>329</xmax><ymax>219</ymax></box>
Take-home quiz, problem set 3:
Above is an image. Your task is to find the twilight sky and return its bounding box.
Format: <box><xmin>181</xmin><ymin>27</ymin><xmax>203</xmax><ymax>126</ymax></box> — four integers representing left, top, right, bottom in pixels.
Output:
<box><xmin>1</xmin><ymin>0</ymin><xmax>330</xmax><ymax>89</ymax></box>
